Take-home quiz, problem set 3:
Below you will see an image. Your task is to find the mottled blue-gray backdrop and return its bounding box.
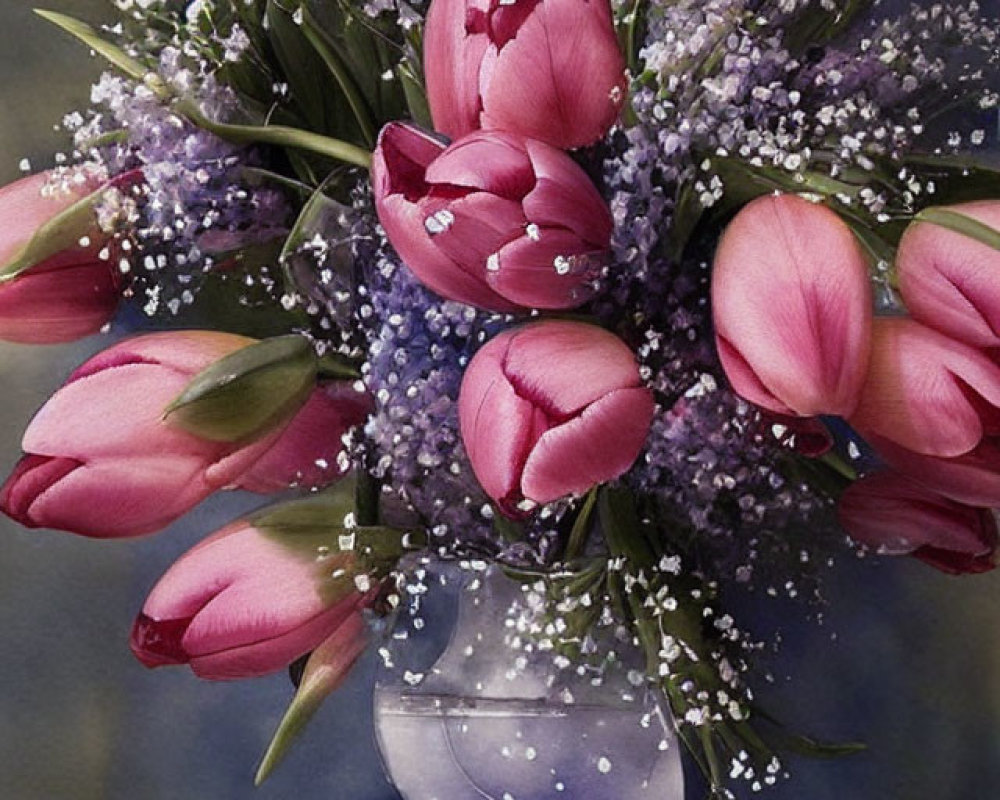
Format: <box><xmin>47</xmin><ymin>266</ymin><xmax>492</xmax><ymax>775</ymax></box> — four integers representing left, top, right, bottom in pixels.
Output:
<box><xmin>1</xmin><ymin>2</ymin><xmax>999</xmax><ymax>799</ymax></box>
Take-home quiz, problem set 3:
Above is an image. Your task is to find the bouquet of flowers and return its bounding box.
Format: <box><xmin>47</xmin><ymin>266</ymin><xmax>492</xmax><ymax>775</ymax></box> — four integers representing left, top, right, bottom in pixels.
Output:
<box><xmin>2</xmin><ymin>0</ymin><xmax>999</xmax><ymax>796</ymax></box>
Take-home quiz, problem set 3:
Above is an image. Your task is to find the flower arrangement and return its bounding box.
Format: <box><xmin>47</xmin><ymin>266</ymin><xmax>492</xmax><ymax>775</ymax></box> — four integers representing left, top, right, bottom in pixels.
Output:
<box><xmin>1</xmin><ymin>0</ymin><xmax>999</xmax><ymax>796</ymax></box>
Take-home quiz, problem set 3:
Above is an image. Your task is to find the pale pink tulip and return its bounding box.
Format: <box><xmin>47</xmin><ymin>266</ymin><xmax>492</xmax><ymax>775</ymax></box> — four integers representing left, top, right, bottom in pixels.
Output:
<box><xmin>0</xmin><ymin>170</ymin><xmax>121</xmax><ymax>343</ymax></box>
<box><xmin>838</xmin><ymin>471</ymin><xmax>997</xmax><ymax>575</ymax></box>
<box><xmin>424</xmin><ymin>0</ymin><xmax>626</xmax><ymax>149</ymax></box>
<box><xmin>130</xmin><ymin>519</ymin><xmax>373</xmax><ymax>679</ymax></box>
<box><xmin>897</xmin><ymin>201</ymin><xmax>1000</xmax><ymax>348</ymax></box>
<box><xmin>0</xmin><ymin>332</ymin><xmax>370</xmax><ymax>537</ymax></box>
<box><xmin>458</xmin><ymin>320</ymin><xmax>654</xmax><ymax>514</ymax></box>
<box><xmin>372</xmin><ymin>123</ymin><xmax>612</xmax><ymax>312</ymax></box>
<box><xmin>850</xmin><ymin>317</ymin><xmax>1000</xmax><ymax>458</ymax></box>
<box><xmin>711</xmin><ymin>194</ymin><xmax>872</xmax><ymax>417</ymax></box>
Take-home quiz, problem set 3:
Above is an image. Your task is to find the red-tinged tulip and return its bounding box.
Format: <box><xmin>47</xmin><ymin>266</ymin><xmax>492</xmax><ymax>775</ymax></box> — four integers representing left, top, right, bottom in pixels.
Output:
<box><xmin>458</xmin><ymin>320</ymin><xmax>654</xmax><ymax>514</ymax></box>
<box><xmin>0</xmin><ymin>170</ymin><xmax>121</xmax><ymax>343</ymax></box>
<box><xmin>424</xmin><ymin>0</ymin><xmax>627</xmax><ymax>150</ymax></box>
<box><xmin>868</xmin><ymin>433</ymin><xmax>1000</xmax><ymax>508</ymax></box>
<box><xmin>129</xmin><ymin>518</ymin><xmax>374</xmax><ymax>679</ymax></box>
<box><xmin>0</xmin><ymin>332</ymin><xmax>369</xmax><ymax>537</ymax></box>
<box><xmin>838</xmin><ymin>471</ymin><xmax>997</xmax><ymax>575</ymax></box>
<box><xmin>711</xmin><ymin>194</ymin><xmax>872</xmax><ymax>418</ymax></box>
<box><xmin>757</xmin><ymin>411</ymin><xmax>834</xmax><ymax>457</ymax></box>
<box><xmin>897</xmin><ymin>201</ymin><xmax>1000</xmax><ymax>348</ymax></box>
<box><xmin>372</xmin><ymin>122</ymin><xmax>613</xmax><ymax>312</ymax></box>
<box><xmin>850</xmin><ymin>317</ymin><xmax>1000</xmax><ymax>458</ymax></box>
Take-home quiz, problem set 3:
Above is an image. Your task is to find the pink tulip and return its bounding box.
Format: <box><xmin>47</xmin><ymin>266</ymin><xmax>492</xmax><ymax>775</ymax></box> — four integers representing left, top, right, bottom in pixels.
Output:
<box><xmin>0</xmin><ymin>170</ymin><xmax>121</xmax><ymax>344</ymax></box>
<box><xmin>458</xmin><ymin>320</ymin><xmax>654</xmax><ymax>514</ymax></box>
<box><xmin>0</xmin><ymin>332</ymin><xmax>370</xmax><ymax>538</ymax></box>
<box><xmin>711</xmin><ymin>194</ymin><xmax>872</xmax><ymax>418</ymax></box>
<box><xmin>130</xmin><ymin>518</ymin><xmax>374</xmax><ymax>679</ymax></box>
<box><xmin>372</xmin><ymin>123</ymin><xmax>612</xmax><ymax>312</ymax></box>
<box><xmin>869</xmin><ymin>434</ymin><xmax>1000</xmax><ymax>508</ymax></box>
<box><xmin>838</xmin><ymin>471</ymin><xmax>997</xmax><ymax>575</ymax></box>
<box><xmin>850</xmin><ymin>317</ymin><xmax>1000</xmax><ymax>458</ymax></box>
<box><xmin>897</xmin><ymin>201</ymin><xmax>1000</xmax><ymax>348</ymax></box>
<box><xmin>424</xmin><ymin>0</ymin><xmax>627</xmax><ymax>149</ymax></box>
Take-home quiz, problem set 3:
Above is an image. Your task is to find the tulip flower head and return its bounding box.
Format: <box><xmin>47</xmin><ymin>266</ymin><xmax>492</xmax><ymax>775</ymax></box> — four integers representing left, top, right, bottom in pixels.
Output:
<box><xmin>423</xmin><ymin>0</ymin><xmax>627</xmax><ymax>150</ymax></box>
<box><xmin>130</xmin><ymin>517</ymin><xmax>374</xmax><ymax>679</ymax></box>
<box><xmin>711</xmin><ymin>193</ymin><xmax>873</xmax><ymax>418</ymax></box>
<box><xmin>0</xmin><ymin>332</ymin><xmax>371</xmax><ymax>537</ymax></box>
<box><xmin>850</xmin><ymin>317</ymin><xmax>1000</xmax><ymax>458</ymax></box>
<box><xmin>897</xmin><ymin>201</ymin><xmax>1000</xmax><ymax>348</ymax></box>
<box><xmin>0</xmin><ymin>170</ymin><xmax>121</xmax><ymax>344</ymax></box>
<box><xmin>838</xmin><ymin>471</ymin><xmax>997</xmax><ymax>575</ymax></box>
<box><xmin>458</xmin><ymin>320</ymin><xmax>654</xmax><ymax>515</ymax></box>
<box><xmin>372</xmin><ymin>123</ymin><xmax>613</xmax><ymax>312</ymax></box>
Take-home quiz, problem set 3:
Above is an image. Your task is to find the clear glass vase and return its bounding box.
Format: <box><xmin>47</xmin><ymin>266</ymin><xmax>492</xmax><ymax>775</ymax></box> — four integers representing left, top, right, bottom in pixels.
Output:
<box><xmin>374</xmin><ymin>562</ymin><xmax>685</xmax><ymax>799</ymax></box>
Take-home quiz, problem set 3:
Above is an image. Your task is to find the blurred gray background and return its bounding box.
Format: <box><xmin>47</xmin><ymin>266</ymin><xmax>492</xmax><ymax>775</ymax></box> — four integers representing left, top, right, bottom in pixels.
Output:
<box><xmin>1</xmin><ymin>2</ymin><xmax>1000</xmax><ymax>799</ymax></box>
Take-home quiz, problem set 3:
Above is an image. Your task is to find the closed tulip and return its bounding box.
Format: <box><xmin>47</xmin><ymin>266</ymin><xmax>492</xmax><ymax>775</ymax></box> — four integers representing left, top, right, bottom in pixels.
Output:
<box><xmin>711</xmin><ymin>194</ymin><xmax>872</xmax><ymax>418</ymax></box>
<box><xmin>897</xmin><ymin>201</ymin><xmax>1000</xmax><ymax>348</ymax></box>
<box><xmin>424</xmin><ymin>0</ymin><xmax>627</xmax><ymax>150</ymax></box>
<box><xmin>458</xmin><ymin>320</ymin><xmax>654</xmax><ymax>514</ymax></box>
<box><xmin>130</xmin><ymin>518</ymin><xmax>374</xmax><ymax>679</ymax></box>
<box><xmin>0</xmin><ymin>332</ymin><xmax>370</xmax><ymax>537</ymax></box>
<box><xmin>372</xmin><ymin>122</ymin><xmax>613</xmax><ymax>312</ymax></box>
<box><xmin>0</xmin><ymin>170</ymin><xmax>121</xmax><ymax>343</ymax></box>
<box><xmin>838</xmin><ymin>471</ymin><xmax>997</xmax><ymax>575</ymax></box>
<box><xmin>850</xmin><ymin>317</ymin><xmax>1000</xmax><ymax>458</ymax></box>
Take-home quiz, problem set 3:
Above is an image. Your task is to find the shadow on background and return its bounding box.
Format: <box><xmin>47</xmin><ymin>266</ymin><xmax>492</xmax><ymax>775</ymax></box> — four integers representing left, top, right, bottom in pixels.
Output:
<box><xmin>0</xmin><ymin>2</ymin><xmax>999</xmax><ymax>799</ymax></box>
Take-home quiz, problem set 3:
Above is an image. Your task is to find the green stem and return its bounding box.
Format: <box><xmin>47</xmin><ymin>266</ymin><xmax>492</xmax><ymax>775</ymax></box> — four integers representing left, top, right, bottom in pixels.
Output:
<box><xmin>819</xmin><ymin>452</ymin><xmax>858</xmax><ymax>482</ymax></box>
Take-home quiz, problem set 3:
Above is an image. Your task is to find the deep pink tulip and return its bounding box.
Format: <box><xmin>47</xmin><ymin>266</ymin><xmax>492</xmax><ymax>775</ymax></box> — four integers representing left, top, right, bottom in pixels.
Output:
<box><xmin>869</xmin><ymin>434</ymin><xmax>1000</xmax><ymax>508</ymax></box>
<box><xmin>424</xmin><ymin>0</ymin><xmax>627</xmax><ymax>150</ymax></box>
<box><xmin>130</xmin><ymin>519</ymin><xmax>374</xmax><ymax>679</ymax></box>
<box><xmin>897</xmin><ymin>201</ymin><xmax>1000</xmax><ymax>348</ymax></box>
<box><xmin>0</xmin><ymin>332</ymin><xmax>370</xmax><ymax>538</ymax></box>
<box><xmin>838</xmin><ymin>471</ymin><xmax>997</xmax><ymax>575</ymax></box>
<box><xmin>0</xmin><ymin>170</ymin><xmax>121</xmax><ymax>344</ymax></box>
<box><xmin>850</xmin><ymin>317</ymin><xmax>1000</xmax><ymax>458</ymax></box>
<box><xmin>458</xmin><ymin>320</ymin><xmax>654</xmax><ymax>514</ymax></box>
<box><xmin>711</xmin><ymin>194</ymin><xmax>872</xmax><ymax>418</ymax></box>
<box><xmin>372</xmin><ymin>123</ymin><xmax>613</xmax><ymax>312</ymax></box>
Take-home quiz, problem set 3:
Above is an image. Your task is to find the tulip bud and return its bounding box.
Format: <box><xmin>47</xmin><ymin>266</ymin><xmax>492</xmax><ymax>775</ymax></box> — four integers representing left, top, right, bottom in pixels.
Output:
<box><xmin>711</xmin><ymin>194</ymin><xmax>872</xmax><ymax>418</ymax></box>
<box><xmin>372</xmin><ymin>123</ymin><xmax>613</xmax><ymax>312</ymax></box>
<box><xmin>897</xmin><ymin>201</ymin><xmax>1000</xmax><ymax>348</ymax></box>
<box><xmin>838</xmin><ymin>471</ymin><xmax>997</xmax><ymax>575</ymax></box>
<box><xmin>850</xmin><ymin>317</ymin><xmax>1000</xmax><ymax>458</ymax></box>
<box><xmin>0</xmin><ymin>170</ymin><xmax>122</xmax><ymax>344</ymax></box>
<box><xmin>424</xmin><ymin>0</ymin><xmax>627</xmax><ymax>150</ymax></box>
<box><xmin>458</xmin><ymin>320</ymin><xmax>654</xmax><ymax>514</ymax></box>
<box><xmin>0</xmin><ymin>332</ymin><xmax>370</xmax><ymax>537</ymax></box>
<box><xmin>129</xmin><ymin>515</ymin><xmax>374</xmax><ymax>679</ymax></box>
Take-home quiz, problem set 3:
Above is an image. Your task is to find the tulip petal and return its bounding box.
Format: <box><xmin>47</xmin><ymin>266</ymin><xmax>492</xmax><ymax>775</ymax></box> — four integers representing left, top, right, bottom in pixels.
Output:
<box><xmin>424</xmin><ymin>0</ymin><xmax>489</xmax><ymax>140</ymax></box>
<box><xmin>521</xmin><ymin>386</ymin><xmax>654</xmax><ymax>504</ymax></box>
<box><xmin>851</xmin><ymin>318</ymin><xmax>1000</xmax><ymax>458</ymax></box>
<box><xmin>503</xmin><ymin>320</ymin><xmax>643</xmax><ymax>416</ymax></box>
<box><xmin>898</xmin><ymin>201</ymin><xmax>1000</xmax><ymax>348</ymax></box>
<box><xmin>522</xmin><ymin>139</ymin><xmax>612</xmax><ymax>247</ymax></box>
<box><xmin>426</xmin><ymin>130</ymin><xmax>534</xmax><ymax>200</ymax></box>
<box><xmin>429</xmin><ymin>192</ymin><xmax>526</xmax><ymax>272</ymax></box>
<box><xmin>711</xmin><ymin>194</ymin><xmax>872</xmax><ymax>417</ymax></box>
<box><xmin>489</xmin><ymin>231</ymin><xmax>602</xmax><ymax>309</ymax></box>
<box><xmin>0</xmin><ymin>454</ymin><xmax>82</xmax><ymax>527</ymax></box>
<box><xmin>479</xmin><ymin>0</ymin><xmax>625</xmax><ymax>149</ymax></box>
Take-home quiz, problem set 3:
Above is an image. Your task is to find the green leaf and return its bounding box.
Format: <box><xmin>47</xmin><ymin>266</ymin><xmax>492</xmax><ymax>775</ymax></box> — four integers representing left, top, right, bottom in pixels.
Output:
<box><xmin>915</xmin><ymin>206</ymin><xmax>1000</xmax><ymax>252</ymax></box>
<box><xmin>163</xmin><ymin>335</ymin><xmax>318</xmax><ymax>443</ymax></box>
<box><xmin>397</xmin><ymin>60</ymin><xmax>432</xmax><ymax>129</ymax></box>
<box><xmin>34</xmin><ymin>9</ymin><xmax>152</xmax><ymax>84</ymax></box>
<box><xmin>0</xmin><ymin>185</ymin><xmax>106</xmax><ymax>282</ymax></box>
<box><xmin>897</xmin><ymin>155</ymin><xmax>1000</xmax><ymax>206</ymax></box>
